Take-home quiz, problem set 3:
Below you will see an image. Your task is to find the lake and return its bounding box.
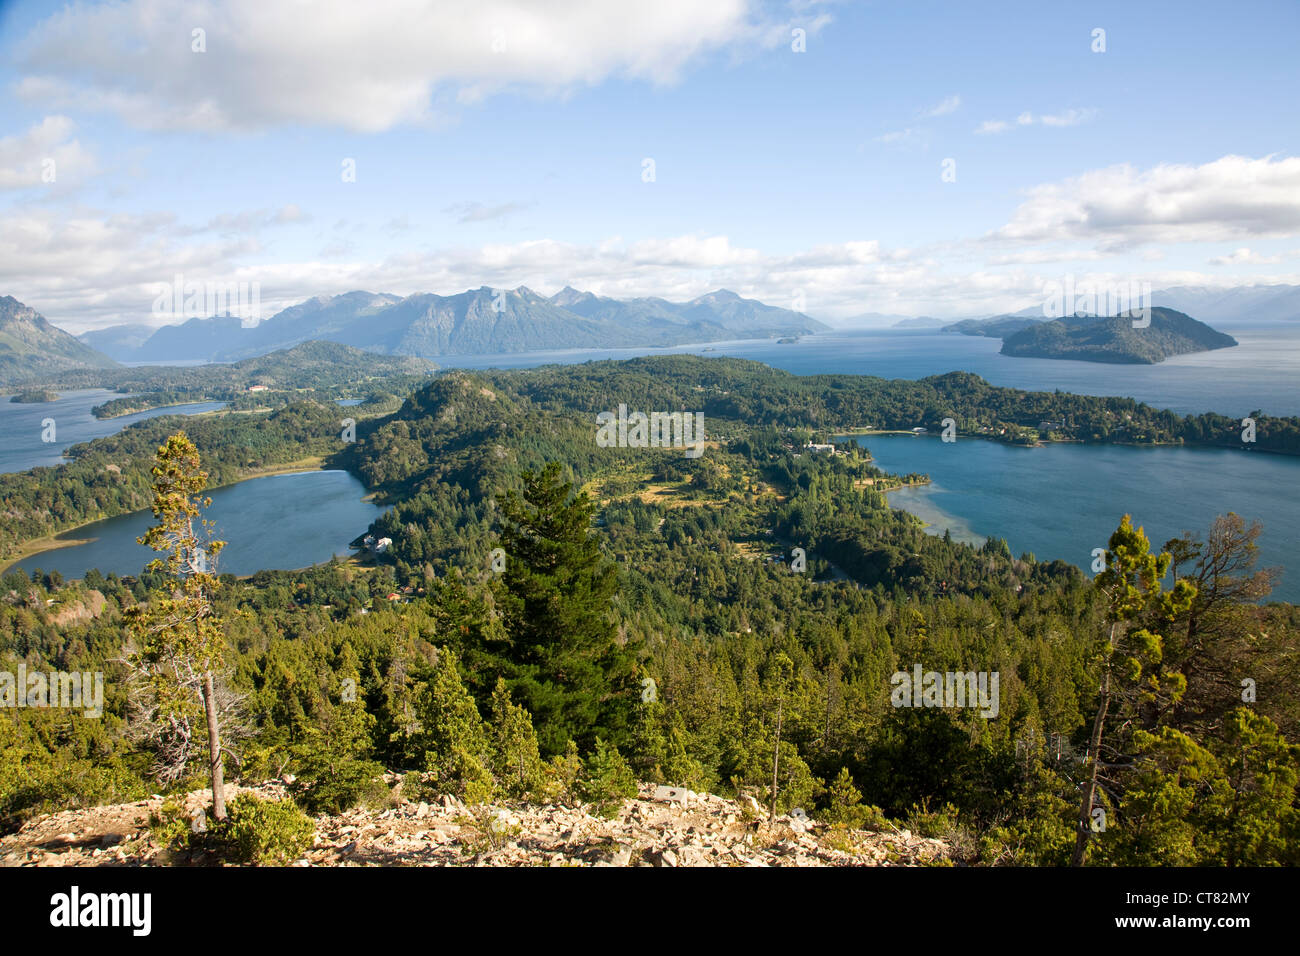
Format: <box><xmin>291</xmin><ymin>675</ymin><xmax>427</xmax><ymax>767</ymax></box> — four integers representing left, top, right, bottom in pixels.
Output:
<box><xmin>442</xmin><ymin>326</ymin><xmax>1300</xmax><ymax>418</ymax></box>
<box><xmin>0</xmin><ymin>389</ymin><xmax>227</xmax><ymax>474</ymax></box>
<box><xmin>8</xmin><ymin>470</ymin><xmax>384</xmax><ymax>580</ymax></box>
<box><xmin>842</xmin><ymin>434</ymin><xmax>1300</xmax><ymax>603</ymax></box>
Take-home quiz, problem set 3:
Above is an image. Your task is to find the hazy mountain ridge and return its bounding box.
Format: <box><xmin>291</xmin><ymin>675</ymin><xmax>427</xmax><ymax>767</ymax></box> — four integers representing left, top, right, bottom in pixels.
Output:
<box><xmin>1152</xmin><ymin>284</ymin><xmax>1300</xmax><ymax>326</ymax></box>
<box><xmin>1000</xmin><ymin>308</ymin><xmax>1239</xmax><ymax>364</ymax></box>
<box><xmin>78</xmin><ymin>287</ymin><xmax>828</xmax><ymax>363</ymax></box>
<box><xmin>0</xmin><ymin>296</ymin><xmax>120</xmax><ymax>384</ymax></box>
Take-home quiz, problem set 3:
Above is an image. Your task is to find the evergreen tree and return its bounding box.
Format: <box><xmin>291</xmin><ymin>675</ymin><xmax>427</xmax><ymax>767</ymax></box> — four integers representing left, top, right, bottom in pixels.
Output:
<box><xmin>488</xmin><ymin>676</ymin><xmax>545</xmax><ymax>798</ymax></box>
<box><xmin>416</xmin><ymin>647</ymin><xmax>495</xmax><ymax>803</ymax></box>
<box><xmin>1072</xmin><ymin>515</ymin><xmax>1195</xmax><ymax>866</ymax></box>
<box><xmin>124</xmin><ymin>432</ymin><xmax>232</xmax><ymax>820</ymax></box>
<box><xmin>291</xmin><ymin>697</ymin><xmax>384</xmax><ymax>814</ymax></box>
<box><xmin>494</xmin><ymin>462</ymin><xmax>637</xmax><ymax>754</ymax></box>
<box><xmin>578</xmin><ymin>738</ymin><xmax>638</xmax><ymax>816</ymax></box>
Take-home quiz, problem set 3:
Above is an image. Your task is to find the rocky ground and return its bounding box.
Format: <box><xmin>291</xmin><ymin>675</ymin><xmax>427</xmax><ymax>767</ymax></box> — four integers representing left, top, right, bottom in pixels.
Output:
<box><xmin>0</xmin><ymin>779</ymin><xmax>953</xmax><ymax>867</ymax></box>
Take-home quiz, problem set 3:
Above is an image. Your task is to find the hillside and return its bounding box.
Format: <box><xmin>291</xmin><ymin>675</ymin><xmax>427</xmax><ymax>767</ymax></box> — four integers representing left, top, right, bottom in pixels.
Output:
<box><xmin>79</xmin><ymin>287</ymin><xmax>828</xmax><ymax>363</ymax></box>
<box><xmin>941</xmin><ymin>315</ymin><xmax>1045</xmax><ymax>338</ymax></box>
<box><xmin>0</xmin><ymin>296</ymin><xmax>119</xmax><ymax>385</ymax></box>
<box><xmin>2</xmin><ymin>354</ymin><xmax>1297</xmax><ymax>871</ymax></box>
<box><xmin>999</xmin><ymin>308</ymin><xmax>1238</xmax><ymax>364</ymax></box>
<box><xmin>0</xmin><ymin>779</ymin><xmax>951</xmax><ymax>867</ymax></box>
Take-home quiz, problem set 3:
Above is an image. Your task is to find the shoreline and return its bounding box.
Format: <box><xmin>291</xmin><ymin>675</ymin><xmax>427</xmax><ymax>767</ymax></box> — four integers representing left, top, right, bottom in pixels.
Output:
<box><xmin>834</xmin><ymin>429</ymin><xmax>1293</xmax><ymax>456</ymax></box>
<box><xmin>92</xmin><ymin>400</ymin><xmax>219</xmax><ymax>420</ymax></box>
<box><xmin>1</xmin><ymin>456</ymin><xmax>330</xmax><ymax>575</ymax></box>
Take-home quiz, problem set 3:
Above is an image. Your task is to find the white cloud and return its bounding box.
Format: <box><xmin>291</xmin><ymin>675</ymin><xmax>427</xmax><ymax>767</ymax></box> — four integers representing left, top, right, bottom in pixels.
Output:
<box><xmin>10</xmin><ymin>203</ymin><xmax>1299</xmax><ymax>332</ymax></box>
<box><xmin>173</xmin><ymin>205</ymin><xmax>312</xmax><ymax>236</ymax></box>
<box><xmin>874</xmin><ymin>127</ymin><xmax>921</xmax><ymax>145</ymax></box>
<box><xmin>975</xmin><ymin>108</ymin><xmax>1096</xmax><ymax>134</ymax></box>
<box><xmin>16</xmin><ymin>0</ymin><xmax>814</xmax><ymax>132</ymax></box>
<box><xmin>1209</xmin><ymin>247</ymin><xmax>1285</xmax><ymax>266</ymax></box>
<box><xmin>1040</xmin><ymin>108</ymin><xmax>1096</xmax><ymax>127</ymax></box>
<box><xmin>993</xmin><ymin>155</ymin><xmax>1300</xmax><ymax>247</ymax></box>
<box><xmin>0</xmin><ymin>116</ymin><xmax>97</xmax><ymax>189</ymax></box>
<box><xmin>918</xmin><ymin>94</ymin><xmax>960</xmax><ymax>118</ymax></box>
<box><xmin>445</xmin><ymin>201</ymin><xmax>534</xmax><ymax>223</ymax></box>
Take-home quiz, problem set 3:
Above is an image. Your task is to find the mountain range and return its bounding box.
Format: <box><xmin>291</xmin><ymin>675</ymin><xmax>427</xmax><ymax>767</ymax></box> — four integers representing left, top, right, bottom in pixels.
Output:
<box><xmin>77</xmin><ymin>287</ymin><xmax>827</xmax><ymax>363</ymax></box>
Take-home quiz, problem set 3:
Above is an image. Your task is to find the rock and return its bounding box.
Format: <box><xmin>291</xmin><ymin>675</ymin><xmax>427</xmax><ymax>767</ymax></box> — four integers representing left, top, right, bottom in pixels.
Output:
<box><xmin>658</xmin><ymin>848</ymin><xmax>679</xmax><ymax>867</ymax></box>
<box><xmin>652</xmin><ymin>785</ymin><xmax>691</xmax><ymax>805</ymax></box>
<box><xmin>607</xmin><ymin>844</ymin><xmax>633</xmax><ymax>867</ymax></box>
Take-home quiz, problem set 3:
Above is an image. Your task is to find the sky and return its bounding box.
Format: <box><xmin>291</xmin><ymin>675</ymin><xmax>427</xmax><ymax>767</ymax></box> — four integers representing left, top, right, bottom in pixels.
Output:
<box><xmin>1</xmin><ymin>0</ymin><xmax>1298</xmax><ymax>332</ymax></box>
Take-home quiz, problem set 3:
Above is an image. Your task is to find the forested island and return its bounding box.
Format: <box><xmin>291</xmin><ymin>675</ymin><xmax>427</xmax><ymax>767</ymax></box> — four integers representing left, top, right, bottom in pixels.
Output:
<box><xmin>1000</xmin><ymin>308</ymin><xmax>1238</xmax><ymax>364</ymax></box>
<box><xmin>2</xmin><ymin>353</ymin><xmax>1297</xmax><ymax>867</ymax></box>
<box><xmin>8</xmin><ymin>389</ymin><xmax>58</xmax><ymax>403</ymax></box>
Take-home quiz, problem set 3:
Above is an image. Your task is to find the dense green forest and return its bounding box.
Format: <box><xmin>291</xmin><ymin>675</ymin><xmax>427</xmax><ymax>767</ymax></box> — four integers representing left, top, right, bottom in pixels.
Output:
<box><xmin>1001</xmin><ymin>309</ymin><xmax>1239</xmax><ymax>365</ymax></box>
<box><xmin>2</xmin><ymin>354</ymin><xmax>1297</xmax><ymax>865</ymax></box>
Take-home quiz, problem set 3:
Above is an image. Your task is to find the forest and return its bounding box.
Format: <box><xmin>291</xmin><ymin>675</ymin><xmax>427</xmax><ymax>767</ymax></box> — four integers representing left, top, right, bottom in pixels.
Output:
<box><xmin>2</xmin><ymin>354</ymin><xmax>1297</xmax><ymax>865</ymax></box>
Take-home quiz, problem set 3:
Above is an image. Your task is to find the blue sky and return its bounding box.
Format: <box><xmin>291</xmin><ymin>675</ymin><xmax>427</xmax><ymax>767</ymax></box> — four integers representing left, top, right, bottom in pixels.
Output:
<box><xmin>1</xmin><ymin>0</ymin><xmax>1298</xmax><ymax>330</ymax></box>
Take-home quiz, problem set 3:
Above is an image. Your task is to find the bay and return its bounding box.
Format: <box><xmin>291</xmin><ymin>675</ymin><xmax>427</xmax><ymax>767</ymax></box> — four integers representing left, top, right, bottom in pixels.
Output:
<box><xmin>843</xmin><ymin>433</ymin><xmax>1300</xmax><ymax>603</ymax></box>
<box><xmin>0</xmin><ymin>389</ymin><xmax>227</xmax><ymax>474</ymax></box>
<box><xmin>7</xmin><ymin>470</ymin><xmax>383</xmax><ymax>580</ymax></box>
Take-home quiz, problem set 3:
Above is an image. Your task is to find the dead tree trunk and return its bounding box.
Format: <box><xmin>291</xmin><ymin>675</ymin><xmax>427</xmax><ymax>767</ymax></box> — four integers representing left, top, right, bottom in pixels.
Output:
<box><xmin>1072</xmin><ymin>622</ymin><xmax>1116</xmax><ymax>866</ymax></box>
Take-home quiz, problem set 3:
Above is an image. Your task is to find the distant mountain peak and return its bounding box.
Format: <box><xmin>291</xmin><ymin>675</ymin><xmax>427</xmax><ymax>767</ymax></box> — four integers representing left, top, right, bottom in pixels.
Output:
<box><xmin>68</xmin><ymin>284</ymin><xmax>829</xmax><ymax>364</ymax></box>
<box><xmin>693</xmin><ymin>289</ymin><xmax>742</xmax><ymax>303</ymax></box>
<box><xmin>549</xmin><ymin>285</ymin><xmax>597</xmax><ymax>307</ymax></box>
<box><xmin>0</xmin><ymin>295</ymin><xmax>120</xmax><ymax>384</ymax></box>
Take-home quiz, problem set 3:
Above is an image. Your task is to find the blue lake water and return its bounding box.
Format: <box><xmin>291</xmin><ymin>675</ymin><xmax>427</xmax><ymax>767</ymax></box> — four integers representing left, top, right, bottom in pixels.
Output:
<box><xmin>8</xmin><ymin>470</ymin><xmax>384</xmax><ymax>580</ymax></box>
<box><xmin>3</xmin><ymin>328</ymin><xmax>1296</xmax><ymax>587</ymax></box>
<box><xmin>843</xmin><ymin>434</ymin><xmax>1300</xmax><ymax>603</ymax></box>
<box><xmin>442</xmin><ymin>326</ymin><xmax>1300</xmax><ymax>418</ymax></box>
<box><xmin>0</xmin><ymin>389</ymin><xmax>227</xmax><ymax>474</ymax></box>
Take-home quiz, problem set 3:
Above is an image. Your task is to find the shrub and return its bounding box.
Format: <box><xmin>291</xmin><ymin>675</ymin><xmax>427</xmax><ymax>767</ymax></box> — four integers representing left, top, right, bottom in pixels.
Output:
<box><xmin>578</xmin><ymin>738</ymin><xmax>637</xmax><ymax>817</ymax></box>
<box><xmin>224</xmin><ymin>794</ymin><xmax>315</xmax><ymax>865</ymax></box>
<box><xmin>147</xmin><ymin>798</ymin><xmax>194</xmax><ymax>851</ymax></box>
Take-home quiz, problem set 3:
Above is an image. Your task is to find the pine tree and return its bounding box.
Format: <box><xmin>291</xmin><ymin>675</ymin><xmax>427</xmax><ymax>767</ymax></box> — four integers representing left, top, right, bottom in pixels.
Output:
<box><xmin>291</xmin><ymin>696</ymin><xmax>384</xmax><ymax>814</ymax></box>
<box><xmin>494</xmin><ymin>462</ymin><xmax>637</xmax><ymax>754</ymax></box>
<box><xmin>825</xmin><ymin>767</ymin><xmax>864</xmax><ymax>823</ymax></box>
<box><xmin>416</xmin><ymin>647</ymin><xmax>495</xmax><ymax>803</ymax></box>
<box><xmin>1071</xmin><ymin>515</ymin><xmax>1194</xmax><ymax>866</ymax></box>
<box><xmin>578</xmin><ymin>738</ymin><xmax>638</xmax><ymax>816</ymax></box>
<box><xmin>488</xmin><ymin>676</ymin><xmax>545</xmax><ymax>798</ymax></box>
<box><xmin>124</xmin><ymin>432</ymin><xmax>232</xmax><ymax>820</ymax></box>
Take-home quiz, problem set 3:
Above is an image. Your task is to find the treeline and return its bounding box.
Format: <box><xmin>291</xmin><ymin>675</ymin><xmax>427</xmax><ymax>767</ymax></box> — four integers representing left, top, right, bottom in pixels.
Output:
<box><xmin>480</xmin><ymin>357</ymin><xmax>1300</xmax><ymax>454</ymax></box>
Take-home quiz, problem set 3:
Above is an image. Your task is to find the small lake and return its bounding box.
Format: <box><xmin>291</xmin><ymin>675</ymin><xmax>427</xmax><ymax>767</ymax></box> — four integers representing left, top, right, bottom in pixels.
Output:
<box><xmin>8</xmin><ymin>470</ymin><xmax>384</xmax><ymax>580</ymax></box>
<box><xmin>842</xmin><ymin>434</ymin><xmax>1300</xmax><ymax>603</ymax></box>
<box><xmin>0</xmin><ymin>389</ymin><xmax>227</xmax><ymax>474</ymax></box>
